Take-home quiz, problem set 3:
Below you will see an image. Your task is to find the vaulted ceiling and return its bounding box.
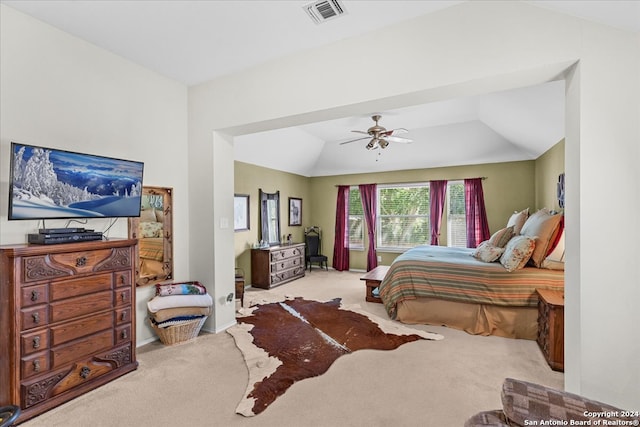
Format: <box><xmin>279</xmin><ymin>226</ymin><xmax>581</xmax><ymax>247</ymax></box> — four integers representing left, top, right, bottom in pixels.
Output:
<box><xmin>3</xmin><ymin>1</ymin><xmax>637</xmax><ymax>176</ymax></box>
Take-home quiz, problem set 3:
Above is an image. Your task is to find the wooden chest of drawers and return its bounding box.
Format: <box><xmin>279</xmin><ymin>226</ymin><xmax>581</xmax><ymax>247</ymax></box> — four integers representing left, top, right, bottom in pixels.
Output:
<box><xmin>536</xmin><ymin>288</ymin><xmax>564</xmax><ymax>372</ymax></box>
<box><xmin>0</xmin><ymin>239</ymin><xmax>139</xmax><ymax>424</ymax></box>
<box><xmin>251</xmin><ymin>243</ymin><xmax>305</xmax><ymax>289</ymax></box>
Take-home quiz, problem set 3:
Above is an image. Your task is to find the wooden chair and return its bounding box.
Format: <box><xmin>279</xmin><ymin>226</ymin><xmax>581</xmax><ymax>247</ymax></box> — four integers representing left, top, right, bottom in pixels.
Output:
<box><xmin>304</xmin><ymin>226</ymin><xmax>328</xmax><ymax>271</ymax></box>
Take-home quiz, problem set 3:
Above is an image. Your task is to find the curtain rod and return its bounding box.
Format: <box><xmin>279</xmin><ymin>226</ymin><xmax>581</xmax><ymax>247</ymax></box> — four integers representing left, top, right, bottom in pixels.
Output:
<box><xmin>334</xmin><ymin>177</ymin><xmax>487</xmax><ymax>187</ymax></box>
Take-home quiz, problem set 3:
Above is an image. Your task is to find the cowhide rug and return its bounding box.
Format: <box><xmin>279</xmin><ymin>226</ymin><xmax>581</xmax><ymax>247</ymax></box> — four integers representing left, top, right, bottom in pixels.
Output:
<box><xmin>227</xmin><ymin>297</ymin><xmax>443</xmax><ymax>416</ymax></box>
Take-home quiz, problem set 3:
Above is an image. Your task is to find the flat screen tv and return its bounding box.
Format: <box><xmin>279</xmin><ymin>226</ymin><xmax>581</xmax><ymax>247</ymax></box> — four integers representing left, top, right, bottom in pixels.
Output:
<box><xmin>8</xmin><ymin>142</ymin><xmax>144</xmax><ymax>220</ymax></box>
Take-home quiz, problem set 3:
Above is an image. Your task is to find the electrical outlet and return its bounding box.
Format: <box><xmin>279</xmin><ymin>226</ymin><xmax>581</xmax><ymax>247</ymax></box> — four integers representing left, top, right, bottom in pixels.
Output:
<box><xmin>377</xmin><ymin>255</ymin><xmax>382</xmax><ymax>262</ymax></box>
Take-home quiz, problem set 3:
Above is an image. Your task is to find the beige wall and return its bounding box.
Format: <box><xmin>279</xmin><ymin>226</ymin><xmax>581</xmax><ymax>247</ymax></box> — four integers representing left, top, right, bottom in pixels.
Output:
<box><xmin>237</xmin><ymin>159</ymin><xmax>540</xmax><ymax>271</ymax></box>
<box><xmin>236</xmin><ymin>140</ymin><xmax>566</xmax><ymax>273</ymax></box>
<box><xmin>535</xmin><ymin>139</ymin><xmax>565</xmax><ymax>211</ymax></box>
<box><xmin>234</xmin><ymin>161</ymin><xmax>311</xmax><ymax>284</ymax></box>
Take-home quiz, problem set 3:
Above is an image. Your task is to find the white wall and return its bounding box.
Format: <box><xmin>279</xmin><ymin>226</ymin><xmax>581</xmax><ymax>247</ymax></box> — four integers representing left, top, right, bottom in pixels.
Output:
<box><xmin>0</xmin><ymin>5</ymin><xmax>189</xmax><ymax>345</ymax></box>
<box><xmin>189</xmin><ymin>1</ymin><xmax>639</xmax><ymax>408</ymax></box>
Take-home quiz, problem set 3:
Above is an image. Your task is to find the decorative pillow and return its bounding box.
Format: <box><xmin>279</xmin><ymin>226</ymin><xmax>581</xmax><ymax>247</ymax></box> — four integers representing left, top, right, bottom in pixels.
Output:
<box><xmin>472</xmin><ymin>241</ymin><xmax>505</xmax><ymax>263</ymax></box>
<box><xmin>139</xmin><ymin>208</ymin><xmax>157</xmax><ymax>223</ymax></box>
<box><xmin>545</xmin><ymin>216</ymin><xmax>564</xmax><ymax>257</ymax></box>
<box><xmin>499</xmin><ymin>235</ymin><xmax>536</xmax><ymax>272</ymax></box>
<box><xmin>140</xmin><ymin>221</ymin><xmax>163</xmax><ymax>238</ymax></box>
<box><xmin>541</xmin><ymin>228</ymin><xmax>565</xmax><ymax>270</ymax></box>
<box><xmin>520</xmin><ymin>209</ymin><xmax>563</xmax><ymax>268</ymax></box>
<box><xmin>155</xmin><ymin>209</ymin><xmax>164</xmax><ymax>223</ymax></box>
<box><xmin>506</xmin><ymin>208</ymin><xmax>529</xmax><ymax>235</ymax></box>
<box><xmin>488</xmin><ymin>226</ymin><xmax>515</xmax><ymax>248</ymax></box>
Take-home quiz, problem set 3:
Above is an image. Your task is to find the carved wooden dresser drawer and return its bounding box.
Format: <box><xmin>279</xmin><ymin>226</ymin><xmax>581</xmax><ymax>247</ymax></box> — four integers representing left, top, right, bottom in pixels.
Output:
<box><xmin>251</xmin><ymin>242</ymin><xmax>305</xmax><ymax>289</ymax></box>
<box><xmin>0</xmin><ymin>239</ymin><xmax>139</xmax><ymax>424</ymax></box>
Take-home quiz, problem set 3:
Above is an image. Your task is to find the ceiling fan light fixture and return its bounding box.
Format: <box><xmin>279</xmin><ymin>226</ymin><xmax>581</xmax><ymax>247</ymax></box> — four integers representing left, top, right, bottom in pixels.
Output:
<box><xmin>339</xmin><ymin>114</ymin><xmax>412</xmax><ymax>151</ymax></box>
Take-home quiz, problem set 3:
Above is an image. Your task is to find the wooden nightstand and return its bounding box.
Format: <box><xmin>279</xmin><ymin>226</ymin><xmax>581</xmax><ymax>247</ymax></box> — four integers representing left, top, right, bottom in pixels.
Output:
<box><xmin>536</xmin><ymin>288</ymin><xmax>564</xmax><ymax>371</ymax></box>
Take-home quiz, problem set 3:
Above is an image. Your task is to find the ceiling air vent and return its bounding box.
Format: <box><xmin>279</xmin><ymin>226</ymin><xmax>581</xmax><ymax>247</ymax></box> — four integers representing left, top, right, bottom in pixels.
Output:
<box><xmin>303</xmin><ymin>0</ymin><xmax>347</xmax><ymax>24</ymax></box>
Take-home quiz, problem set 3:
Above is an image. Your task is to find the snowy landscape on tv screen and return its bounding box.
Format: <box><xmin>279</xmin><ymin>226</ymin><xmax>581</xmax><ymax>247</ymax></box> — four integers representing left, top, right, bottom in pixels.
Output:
<box><xmin>9</xmin><ymin>144</ymin><xmax>144</xmax><ymax>220</ymax></box>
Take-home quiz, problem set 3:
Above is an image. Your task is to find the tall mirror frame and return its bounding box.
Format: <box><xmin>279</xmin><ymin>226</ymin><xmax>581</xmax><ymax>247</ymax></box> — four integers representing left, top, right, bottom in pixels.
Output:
<box><xmin>128</xmin><ymin>186</ymin><xmax>173</xmax><ymax>286</ymax></box>
<box><xmin>259</xmin><ymin>189</ymin><xmax>281</xmax><ymax>246</ymax></box>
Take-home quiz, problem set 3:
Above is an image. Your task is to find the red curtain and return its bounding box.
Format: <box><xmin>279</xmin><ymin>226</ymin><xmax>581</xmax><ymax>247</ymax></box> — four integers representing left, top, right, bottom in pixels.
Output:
<box><xmin>429</xmin><ymin>180</ymin><xmax>448</xmax><ymax>245</ymax></box>
<box><xmin>359</xmin><ymin>184</ymin><xmax>378</xmax><ymax>271</ymax></box>
<box><xmin>332</xmin><ymin>185</ymin><xmax>350</xmax><ymax>271</ymax></box>
<box><xmin>464</xmin><ymin>178</ymin><xmax>490</xmax><ymax>248</ymax></box>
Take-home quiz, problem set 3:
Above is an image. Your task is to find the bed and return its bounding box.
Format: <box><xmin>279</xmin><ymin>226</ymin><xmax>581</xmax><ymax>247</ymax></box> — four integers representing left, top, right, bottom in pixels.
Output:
<box><xmin>378</xmin><ymin>208</ymin><xmax>565</xmax><ymax>340</ymax></box>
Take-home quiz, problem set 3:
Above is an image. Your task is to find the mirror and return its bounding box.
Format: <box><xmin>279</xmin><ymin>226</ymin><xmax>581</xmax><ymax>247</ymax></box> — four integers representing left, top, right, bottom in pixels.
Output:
<box><xmin>128</xmin><ymin>186</ymin><xmax>173</xmax><ymax>286</ymax></box>
<box><xmin>259</xmin><ymin>189</ymin><xmax>281</xmax><ymax>246</ymax></box>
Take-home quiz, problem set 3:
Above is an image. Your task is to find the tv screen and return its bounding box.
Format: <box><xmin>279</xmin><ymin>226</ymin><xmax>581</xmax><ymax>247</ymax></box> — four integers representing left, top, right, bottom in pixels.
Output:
<box><xmin>9</xmin><ymin>142</ymin><xmax>144</xmax><ymax>220</ymax></box>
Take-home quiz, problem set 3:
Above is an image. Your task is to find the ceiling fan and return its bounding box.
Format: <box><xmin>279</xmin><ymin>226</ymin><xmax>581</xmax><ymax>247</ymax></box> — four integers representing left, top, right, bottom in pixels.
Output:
<box><xmin>339</xmin><ymin>114</ymin><xmax>412</xmax><ymax>150</ymax></box>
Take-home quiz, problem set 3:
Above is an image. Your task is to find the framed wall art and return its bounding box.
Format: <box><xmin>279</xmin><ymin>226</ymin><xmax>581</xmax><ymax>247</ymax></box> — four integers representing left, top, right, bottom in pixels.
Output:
<box><xmin>288</xmin><ymin>197</ymin><xmax>302</xmax><ymax>226</ymax></box>
<box><xmin>234</xmin><ymin>194</ymin><xmax>250</xmax><ymax>231</ymax></box>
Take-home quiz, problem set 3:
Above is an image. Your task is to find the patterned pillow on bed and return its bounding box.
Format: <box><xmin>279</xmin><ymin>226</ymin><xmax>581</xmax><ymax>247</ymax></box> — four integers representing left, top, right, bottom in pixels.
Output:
<box><xmin>499</xmin><ymin>235</ymin><xmax>536</xmax><ymax>272</ymax></box>
<box><xmin>140</xmin><ymin>221</ymin><xmax>163</xmax><ymax>238</ymax></box>
<box><xmin>488</xmin><ymin>226</ymin><xmax>515</xmax><ymax>248</ymax></box>
<box><xmin>472</xmin><ymin>241</ymin><xmax>505</xmax><ymax>263</ymax></box>
<box><xmin>506</xmin><ymin>208</ymin><xmax>529</xmax><ymax>235</ymax></box>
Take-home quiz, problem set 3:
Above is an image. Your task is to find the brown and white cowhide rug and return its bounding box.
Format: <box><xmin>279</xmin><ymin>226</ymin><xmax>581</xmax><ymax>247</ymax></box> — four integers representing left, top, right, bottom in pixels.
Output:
<box><xmin>227</xmin><ymin>297</ymin><xmax>443</xmax><ymax>416</ymax></box>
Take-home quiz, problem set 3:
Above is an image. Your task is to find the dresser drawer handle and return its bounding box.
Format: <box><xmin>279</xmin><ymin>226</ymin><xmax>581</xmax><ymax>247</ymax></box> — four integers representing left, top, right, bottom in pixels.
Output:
<box><xmin>121</xmin><ymin>311</ymin><xmax>127</xmax><ymax>321</ymax></box>
<box><xmin>32</xmin><ymin>312</ymin><xmax>40</xmax><ymax>324</ymax></box>
<box><xmin>121</xmin><ymin>329</ymin><xmax>128</xmax><ymax>339</ymax></box>
<box><xmin>31</xmin><ymin>290</ymin><xmax>39</xmax><ymax>301</ymax></box>
<box><xmin>80</xmin><ymin>366</ymin><xmax>91</xmax><ymax>379</ymax></box>
<box><xmin>121</xmin><ymin>291</ymin><xmax>127</xmax><ymax>302</ymax></box>
<box><xmin>33</xmin><ymin>336</ymin><xmax>41</xmax><ymax>349</ymax></box>
<box><xmin>33</xmin><ymin>359</ymin><xmax>40</xmax><ymax>372</ymax></box>
<box><xmin>76</xmin><ymin>256</ymin><xmax>87</xmax><ymax>267</ymax></box>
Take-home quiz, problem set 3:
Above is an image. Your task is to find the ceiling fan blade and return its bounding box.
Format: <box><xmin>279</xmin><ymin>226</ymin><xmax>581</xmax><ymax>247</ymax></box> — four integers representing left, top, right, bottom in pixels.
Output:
<box><xmin>381</xmin><ymin>128</ymin><xmax>409</xmax><ymax>136</ymax></box>
<box><xmin>339</xmin><ymin>136</ymin><xmax>369</xmax><ymax>145</ymax></box>
<box><xmin>351</xmin><ymin>130</ymin><xmax>369</xmax><ymax>135</ymax></box>
<box><xmin>384</xmin><ymin>136</ymin><xmax>413</xmax><ymax>143</ymax></box>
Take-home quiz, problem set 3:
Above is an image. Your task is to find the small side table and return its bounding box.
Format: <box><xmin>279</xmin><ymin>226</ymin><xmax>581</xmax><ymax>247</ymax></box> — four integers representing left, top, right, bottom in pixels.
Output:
<box><xmin>536</xmin><ymin>288</ymin><xmax>564</xmax><ymax>371</ymax></box>
<box><xmin>235</xmin><ymin>269</ymin><xmax>245</xmax><ymax>307</ymax></box>
<box><xmin>360</xmin><ymin>265</ymin><xmax>389</xmax><ymax>304</ymax></box>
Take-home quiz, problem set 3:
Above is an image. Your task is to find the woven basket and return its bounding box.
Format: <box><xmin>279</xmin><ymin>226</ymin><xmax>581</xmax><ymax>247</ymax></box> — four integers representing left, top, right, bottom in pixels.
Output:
<box><xmin>150</xmin><ymin>316</ymin><xmax>207</xmax><ymax>346</ymax></box>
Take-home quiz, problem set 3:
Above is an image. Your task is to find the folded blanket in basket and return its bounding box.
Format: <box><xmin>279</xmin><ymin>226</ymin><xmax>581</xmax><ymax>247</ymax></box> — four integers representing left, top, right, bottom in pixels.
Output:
<box><xmin>147</xmin><ymin>293</ymin><xmax>213</xmax><ymax>313</ymax></box>
<box><xmin>149</xmin><ymin>306</ymin><xmax>212</xmax><ymax>322</ymax></box>
<box><xmin>150</xmin><ymin>315</ymin><xmax>206</xmax><ymax>328</ymax></box>
<box><xmin>156</xmin><ymin>282</ymin><xmax>207</xmax><ymax>296</ymax></box>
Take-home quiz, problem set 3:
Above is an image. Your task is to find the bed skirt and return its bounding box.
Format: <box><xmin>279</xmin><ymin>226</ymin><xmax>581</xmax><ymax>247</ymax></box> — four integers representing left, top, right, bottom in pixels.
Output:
<box><xmin>395</xmin><ymin>297</ymin><xmax>538</xmax><ymax>340</ymax></box>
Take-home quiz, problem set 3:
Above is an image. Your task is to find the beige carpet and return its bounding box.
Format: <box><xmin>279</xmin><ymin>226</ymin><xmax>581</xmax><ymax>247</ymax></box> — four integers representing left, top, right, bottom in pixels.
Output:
<box><xmin>22</xmin><ymin>270</ymin><xmax>564</xmax><ymax>427</ymax></box>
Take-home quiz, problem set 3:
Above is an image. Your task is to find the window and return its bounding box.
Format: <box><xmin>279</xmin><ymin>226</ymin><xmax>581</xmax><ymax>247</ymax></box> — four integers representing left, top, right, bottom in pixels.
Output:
<box><xmin>348</xmin><ymin>187</ymin><xmax>364</xmax><ymax>248</ymax></box>
<box><xmin>447</xmin><ymin>181</ymin><xmax>467</xmax><ymax>248</ymax></box>
<box><xmin>377</xmin><ymin>184</ymin><xmax>430</xmax><ymax>250</ymax></box>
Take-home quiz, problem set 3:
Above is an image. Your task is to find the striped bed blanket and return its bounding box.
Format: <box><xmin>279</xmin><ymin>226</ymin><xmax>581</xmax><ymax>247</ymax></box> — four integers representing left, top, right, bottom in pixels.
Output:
<box><xmin>378</xmin><ymin>245</ymin><xmax>564</xmax><ymax>319</ymax></box>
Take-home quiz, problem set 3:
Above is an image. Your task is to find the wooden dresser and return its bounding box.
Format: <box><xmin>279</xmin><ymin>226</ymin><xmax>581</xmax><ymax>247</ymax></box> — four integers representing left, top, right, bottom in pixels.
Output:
<box><xmin>536</xmin><ymin>288</ymin><xmax>564</xmax><ymax>372</ymax></box>
<box><xmin>251</xmin><ymin>243</ymin><xmax>305</xmax><ymax>289</ymax></box>
<box><xmin>0</xmin><ymin>239</ymin><xmax>139</xmax><ymax>424</ymax></box>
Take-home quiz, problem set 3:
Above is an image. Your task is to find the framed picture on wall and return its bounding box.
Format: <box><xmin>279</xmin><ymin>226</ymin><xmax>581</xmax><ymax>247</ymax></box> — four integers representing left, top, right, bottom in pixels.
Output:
<box><xmin>288</xmin><ymin>197</ymin><xmax>302</xmax><ymax>226</ymax></box>
<box><xmin>234</xmin><ymin>194</ymin><xmax>250</xmax><ymax>231</ymax></box>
